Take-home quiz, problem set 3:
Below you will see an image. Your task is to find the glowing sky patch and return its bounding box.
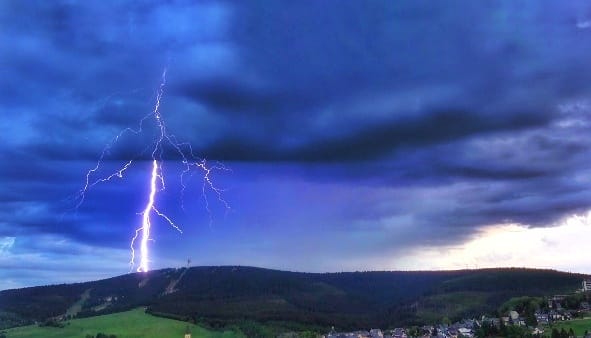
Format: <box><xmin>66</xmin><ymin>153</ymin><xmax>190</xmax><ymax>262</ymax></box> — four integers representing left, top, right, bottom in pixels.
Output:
<box><xmin>396</xmin><ymin>211</ymin><xmax>591</xmax><ymax>272</ymax></box>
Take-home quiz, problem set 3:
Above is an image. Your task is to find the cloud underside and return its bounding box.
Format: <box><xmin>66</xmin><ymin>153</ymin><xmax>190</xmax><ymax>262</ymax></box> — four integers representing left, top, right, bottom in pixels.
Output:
<box><xmin>2</xmin><ymin>1</ymin><xmax>591</xmax><ymax>287</ymax></box>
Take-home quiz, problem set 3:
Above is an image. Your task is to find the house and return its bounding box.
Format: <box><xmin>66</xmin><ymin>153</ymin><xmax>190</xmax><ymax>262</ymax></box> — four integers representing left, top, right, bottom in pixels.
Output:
<box><xmin>458</xmin><ymin>327</ymin><xmax>473</xmax><ymax>337</ymax></box>
<box><xmin>548</xmin><ymin>310</ymin><xmax>565</xmax><ymax>321</ymax></box>
<box><xmin>481</xmin><ymin>316</ymin><xmax>500</xmax><ymax>328</ymax></box>
<box><xmin>535</xmin><ymin>312</ymin><xmax>549</xmax><ymax>325</ymax></box>
<box><xmin>582</xmin><ymin>279</ymin><xmax>591</xmax><ymax>292</ymax></box>
<box><xmin>553</xmin><ymin>295</ymin><xmax>567</xmax><ymax>301</ymax></box>
<box><xmin>391</xmin><ymin>328</ymin><xmax>407</xmax><ymax>338</ymax></box>
<box><xmin>461</xmin><ymin>319</ymin><xmax>478</xmax><ymax>330</ymax></box>
<box><xmin>327</xmin><ymin>330</ymin><xmax>373</xmax><ymax>338</ymax></box>
<box><xmin>327</xmin><ymin>334</ymin><xmax>348</xmax><ymax>338</ymax></box>
<box><xmin>370</xmin><ymin>329</ymin><xmax>384</xmax><ymax>338</ymax></box>
<box><xmin>421</xmin><ymin>325</ymin><xmax>434</xmax><ymax>335</ymax></box>
<box><xmin>184</xmin><ymin>326</ymin><xmax>191</xmax><ymax>338</ymax></box>
<box><xmin>447</xmin><ymin>328</ymin><xmax>459</xmax><ymax>338</ymax></box>
<box><xmin>353</xmin><ymin>330</ymin><xmax>371</xmax><ymax>338</ymax></box>
<box><xmin>509</xmin><ymin>311</ymin><xmax>519</xmax><ymax>321</ymax></box>
<box><xmin>328</xmin><ymin>327</ymin><xmax>337</xmax><ymax>336</ymax></box>
<box><xmin>501</xmin><ymin>317</ymin><xmax>510</xmax><ymax>325</ymax></box>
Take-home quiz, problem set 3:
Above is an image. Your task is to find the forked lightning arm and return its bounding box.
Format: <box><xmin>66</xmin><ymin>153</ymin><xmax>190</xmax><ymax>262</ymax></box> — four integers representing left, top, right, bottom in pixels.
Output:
<box><xmin>75</xmin><ymin>68</ymin><xmax>229</xmax><ymax>272</ymax></box>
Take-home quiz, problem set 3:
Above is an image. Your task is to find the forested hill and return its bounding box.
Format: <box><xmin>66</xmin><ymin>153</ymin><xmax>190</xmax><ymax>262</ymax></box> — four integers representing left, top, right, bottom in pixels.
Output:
<box><xmin>0</xmin><ymin>266</ymin><xmax>587</xmax><ymax>330</ymax></box>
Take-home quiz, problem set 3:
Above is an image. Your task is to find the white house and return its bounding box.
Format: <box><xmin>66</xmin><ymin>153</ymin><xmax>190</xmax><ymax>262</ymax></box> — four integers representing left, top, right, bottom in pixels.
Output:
<box><xmin>370</xmin><ymin>329</ymin><xmax>384</xmax><ymax>338</ymax></box>
<box><xmin>509</xmin><ymin>311</ymin><xmax>519</xmax><ymax>321</ymax></box>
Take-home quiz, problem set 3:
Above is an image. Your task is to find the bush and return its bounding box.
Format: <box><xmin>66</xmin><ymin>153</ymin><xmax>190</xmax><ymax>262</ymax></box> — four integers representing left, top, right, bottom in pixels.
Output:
<box><xmin>88</xmin><ymin>332</ymin><xmax>117</xmax><ymax>338</ymax></box>
<box><xmin>39</xmin><ymin>318</ymin><xmax>64</xmax><ymax>328</ymax></box>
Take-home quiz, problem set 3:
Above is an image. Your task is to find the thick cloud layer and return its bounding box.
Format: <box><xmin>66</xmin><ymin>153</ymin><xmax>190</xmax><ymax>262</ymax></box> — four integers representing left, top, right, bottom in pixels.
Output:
<box><xmin>2</xmin><ymin>1</ymin><xmax>591</xmax><ymax>289</ymax></box>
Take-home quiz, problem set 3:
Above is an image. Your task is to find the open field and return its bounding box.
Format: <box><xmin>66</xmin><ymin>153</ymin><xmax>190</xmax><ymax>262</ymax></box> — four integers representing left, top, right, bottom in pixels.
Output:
<box><xmin>546</xmin><ymin>318</ymin><xmax>591</xmax><ymax>337</ymax></box>
<box><xmin>3</xmin><ymin>308</ymin><xmax>244</xmax><ymax>338</ymax></box>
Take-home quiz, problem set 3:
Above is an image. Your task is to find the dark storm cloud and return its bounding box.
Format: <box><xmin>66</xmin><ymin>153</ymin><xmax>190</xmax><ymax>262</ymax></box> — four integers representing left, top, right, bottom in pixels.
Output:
<box><xmin>141</xmin><ymin>2</ymin><xmax>591</xmax><ymax>185</ymax></box>
<box><xmin>3</xmin><ymin>0</ymin><xmax>591</xmax><ymax>288</ymax></box>
<box><xmin>8</xmin><ymin>1</ymin><xmax>591</xmax><ymax>163</ymax></box>
<box><xmin>286</xmin><ymin>109</ymin><xmax>553</xmax><ymax>162</ymax></box>
<box><xmin>190</xmin><ymin>108</ymin><xmax>550</xmax><ymax>162</ymax></box>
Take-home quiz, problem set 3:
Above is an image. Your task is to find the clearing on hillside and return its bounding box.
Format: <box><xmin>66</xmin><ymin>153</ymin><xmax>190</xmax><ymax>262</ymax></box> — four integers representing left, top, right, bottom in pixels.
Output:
<box><xmin>3</xmin><ymin>308</ymin><xmax>243</xmax><ymax>338</ymax></box>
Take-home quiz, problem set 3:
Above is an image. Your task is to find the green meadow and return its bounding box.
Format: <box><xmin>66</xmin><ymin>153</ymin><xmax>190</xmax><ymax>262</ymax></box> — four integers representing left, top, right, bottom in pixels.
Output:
<box><xmin>3</xmin><ymin>308</ymin><xmax>244</xmax><ymax>338</ymax></box>
<box><xmin>546</xmin><ymin>317</ymin><xmax>591</xmax><ymax>337</ymax></box>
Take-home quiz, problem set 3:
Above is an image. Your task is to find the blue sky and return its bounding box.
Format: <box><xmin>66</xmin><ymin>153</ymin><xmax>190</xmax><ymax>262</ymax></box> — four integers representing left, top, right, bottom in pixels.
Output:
<box><xmin>2</xmin><ymin>1</ymin><xmax>591</xmax><ymax>290</ymax></box>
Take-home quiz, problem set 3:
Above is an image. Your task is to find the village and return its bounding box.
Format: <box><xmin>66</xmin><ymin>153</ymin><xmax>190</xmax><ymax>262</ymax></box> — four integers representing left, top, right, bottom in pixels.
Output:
<box><xmin>324</xmin><ymin>280</ymin><xmax>591</xmax><ymax>338</ymax></box>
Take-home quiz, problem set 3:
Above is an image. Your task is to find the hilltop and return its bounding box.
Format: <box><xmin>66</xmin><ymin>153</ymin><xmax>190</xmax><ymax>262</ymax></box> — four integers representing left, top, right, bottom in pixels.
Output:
<box><xmin>0</xmin><ymin>267</ymin><xmax>587</xmax><ymax>332</ymax></box>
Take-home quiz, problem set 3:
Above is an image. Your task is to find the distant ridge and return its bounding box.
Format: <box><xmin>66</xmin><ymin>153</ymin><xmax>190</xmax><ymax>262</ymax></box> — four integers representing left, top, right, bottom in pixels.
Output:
<box><xmin>1</xmin><ymin>266</ymin><xmax>588</xmax><ymax>330</ymax></box>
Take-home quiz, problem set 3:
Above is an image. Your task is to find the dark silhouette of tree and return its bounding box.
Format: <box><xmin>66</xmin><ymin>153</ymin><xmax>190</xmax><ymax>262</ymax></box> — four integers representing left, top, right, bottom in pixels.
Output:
<box><xmin>560</xmin><ymin>328</ymin><xmax>568</xmax><ymax>338</ymax></box>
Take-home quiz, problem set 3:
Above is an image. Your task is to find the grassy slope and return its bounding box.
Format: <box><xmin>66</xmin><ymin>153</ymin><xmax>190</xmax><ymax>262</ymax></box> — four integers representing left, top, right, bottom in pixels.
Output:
<box><xmin>4</xmin><ymin>308</ymin><xmax>244</xmax><ymax>338</ymax></box>
<box><xmin>547</xmin><ymin>318</ymin><xmax>591</xmax><ymax>337</ymax></box>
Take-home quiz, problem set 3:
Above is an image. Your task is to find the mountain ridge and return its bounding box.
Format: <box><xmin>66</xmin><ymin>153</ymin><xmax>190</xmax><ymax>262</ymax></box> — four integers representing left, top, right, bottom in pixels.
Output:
<box><xmin>1</xmin><ymin>266</ymin><xmax>588</xmax><ymax>330</ymax></box>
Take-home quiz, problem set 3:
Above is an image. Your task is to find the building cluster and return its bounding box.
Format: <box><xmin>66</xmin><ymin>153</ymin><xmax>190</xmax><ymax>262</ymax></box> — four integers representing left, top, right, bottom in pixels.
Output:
<box><xmin>325</xmin><ymin>327</ymin><xmax>407</xmax><ymax>338</ymax></box>
<box><xmin>323</xmin><ymin>310</ymin><xmax>564</xmax><ymax>338</ymax></box>
<box><xmin>324</xmin><ymin>280</ymin><xmax>591</xmax><ymax>338</ymax></box>
<box><xmin>325</xmin><ymin>321</ymin><xmax>478</xmax><ymax>338</ymax></box>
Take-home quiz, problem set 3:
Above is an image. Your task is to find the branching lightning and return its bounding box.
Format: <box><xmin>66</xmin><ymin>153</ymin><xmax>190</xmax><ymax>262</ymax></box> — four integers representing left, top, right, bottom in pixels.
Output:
<box><xmin>74</xmin><ymin>68</ymin><xmax>229</xmax><ymax>272</ymax></box>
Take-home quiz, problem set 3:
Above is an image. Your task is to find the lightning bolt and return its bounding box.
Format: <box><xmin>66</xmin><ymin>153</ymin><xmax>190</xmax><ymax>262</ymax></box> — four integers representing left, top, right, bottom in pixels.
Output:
<box><xmin>74</xmin><ymin>68</ymin><xmax>229</xmax><ymax>272</ymax></box>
